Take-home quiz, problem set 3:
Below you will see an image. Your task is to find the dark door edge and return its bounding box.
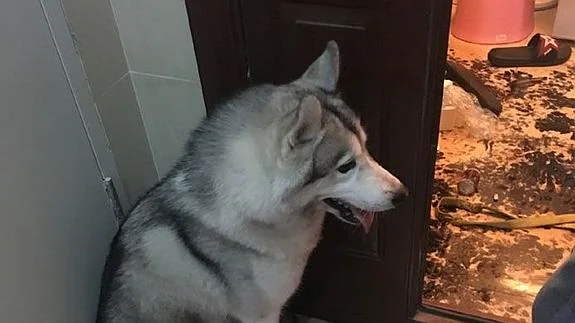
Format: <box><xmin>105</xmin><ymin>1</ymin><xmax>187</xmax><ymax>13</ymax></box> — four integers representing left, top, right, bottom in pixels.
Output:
<box><xmin>405</xmin><ymin>0</ymin><xmax>453</xmax><ymax>319</ymax></box>
<box><xmin>412</xmin><ymin>303</ymin><xmax>507</xmax><ymax>323</ymax></box>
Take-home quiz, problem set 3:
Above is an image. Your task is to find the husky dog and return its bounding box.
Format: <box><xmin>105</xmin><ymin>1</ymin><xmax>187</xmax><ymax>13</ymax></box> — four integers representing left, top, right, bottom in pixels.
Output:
<box><xmin>96</xmin><ymin>40</ymin><xmax>408</xmax><ymax>323</ymax></box>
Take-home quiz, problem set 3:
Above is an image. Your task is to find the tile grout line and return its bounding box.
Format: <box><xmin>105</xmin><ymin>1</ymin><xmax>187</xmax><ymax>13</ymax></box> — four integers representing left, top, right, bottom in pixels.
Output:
<box><xmin>130</xmin><ymin>71</ymin><xmax>195</xmax><ymax>83</ymax></box>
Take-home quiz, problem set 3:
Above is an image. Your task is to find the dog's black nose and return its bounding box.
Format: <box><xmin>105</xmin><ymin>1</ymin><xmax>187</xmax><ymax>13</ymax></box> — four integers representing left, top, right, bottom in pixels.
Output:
<box><xmin>392</xmin><ymin>186</ymin><xmax>409</xmax><ymax>206</ymax></box>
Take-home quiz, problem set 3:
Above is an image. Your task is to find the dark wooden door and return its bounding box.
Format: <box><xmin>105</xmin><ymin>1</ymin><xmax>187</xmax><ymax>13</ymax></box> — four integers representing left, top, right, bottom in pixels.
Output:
<box><xmin>186</xmin><ymin>1</ymin><xmax>452</xmax><ymax>322</ymax></box>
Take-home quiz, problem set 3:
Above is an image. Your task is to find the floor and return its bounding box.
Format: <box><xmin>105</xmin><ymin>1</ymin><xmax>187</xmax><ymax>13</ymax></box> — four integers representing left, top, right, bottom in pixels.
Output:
<box><xmin>424</xmin><ymin>7</ymin><xmax>575</xmax><ymax>323</ymax></box>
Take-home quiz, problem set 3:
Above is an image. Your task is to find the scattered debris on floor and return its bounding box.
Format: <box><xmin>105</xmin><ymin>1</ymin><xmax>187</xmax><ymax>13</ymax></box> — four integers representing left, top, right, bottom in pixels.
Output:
<box><xmin>509</xmin><ymin>77</ymin><xmax>546</xmax><ymax>98</ymax></box>
<box><xmin>535</xmin><ymin>111</ymin><xmax>575</xmax><ymax>134</ymax></box>
<box><xmin>457</xmin><ymin>168</ymin><xmax>480</xmax><ymax>196</ymax></box>
<box><xmin>425</xmin><ymin>49</ymin><xmax>575</xmax><ymax>322</ymax></box>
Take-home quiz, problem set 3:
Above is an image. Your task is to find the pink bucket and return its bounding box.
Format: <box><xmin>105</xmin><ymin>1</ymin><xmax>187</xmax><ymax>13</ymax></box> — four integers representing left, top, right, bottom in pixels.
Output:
<box><xmin>451</xmin><ymin>0</ymin><xmax>535</xmax><ymax>44</ymax></box>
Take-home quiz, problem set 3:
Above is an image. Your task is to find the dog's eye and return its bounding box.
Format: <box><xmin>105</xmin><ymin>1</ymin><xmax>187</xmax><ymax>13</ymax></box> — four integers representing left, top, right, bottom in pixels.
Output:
<box><xmin>337</xmin><ymin>160</ymin><xmax>356</xmax><ymax>174</ymax></box>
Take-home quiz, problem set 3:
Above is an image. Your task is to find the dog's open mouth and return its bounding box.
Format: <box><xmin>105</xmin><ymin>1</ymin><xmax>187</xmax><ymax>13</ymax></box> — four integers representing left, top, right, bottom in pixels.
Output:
<box><xmin>323</xmin><ymin>198</ymin><xmax>375</xmax><ymax>233</ymax></box>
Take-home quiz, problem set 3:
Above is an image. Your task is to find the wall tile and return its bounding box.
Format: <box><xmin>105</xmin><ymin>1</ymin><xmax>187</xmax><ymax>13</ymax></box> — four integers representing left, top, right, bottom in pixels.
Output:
<box><xmin>131</xmin><ymin>72</ymin><xmax>206</xmax><ymax>176</ymax></box>
<box><xmin>96</xmin><ymin>73</ymin><xmax>158</xmax><ymax>203</ymax></box>
<box><xmin>111</xmin><ymin>0</ymin><xmax>201</xmax><ymax>82</ymax></box>
<box><xmin>61</xmin><ymin>0</ymin><xmax>129</xmax><ymax>96</ymax></box>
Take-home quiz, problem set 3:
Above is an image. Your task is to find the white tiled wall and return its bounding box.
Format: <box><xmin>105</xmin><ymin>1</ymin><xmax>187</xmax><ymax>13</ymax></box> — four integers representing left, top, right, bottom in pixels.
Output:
<box><xmin>110</xmin><ymin>0</ymin><xmax>207</xmax><ymax>178</ymax></box>
<box><xmin>62</xmin><ymin>0</ymin><xmax>206</xmax><ymax>205</ymax></box>
<box><xmin>61</xmin><ymin>0</ymin><xmax>128</xmax><ymax>97</ymax></box>
<box><xmin>96</xmin><ymin>73</ymin><xmax>158</xmax><ymax>202</ymax></box>
<box><xmin>131</xmin><ymin>72</ymin><xmax>205</xmax><ymax>176</ymax></box>
<box><xmin>111</xmin><ymin>0</ymin><xmax>201</xmax><ymax>83</ymax></box>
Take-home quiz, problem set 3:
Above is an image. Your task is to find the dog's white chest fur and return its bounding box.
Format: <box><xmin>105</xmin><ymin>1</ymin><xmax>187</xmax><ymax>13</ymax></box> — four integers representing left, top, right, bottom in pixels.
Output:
<box><xmin>250</xmin><ymin>213</ymin><xmax>325</xmax><ymax>308</ymax></box>
<box><xmin>252</xmin><ymin>257</ymin><xmax>306</xmax><ymax>309</ymax></box>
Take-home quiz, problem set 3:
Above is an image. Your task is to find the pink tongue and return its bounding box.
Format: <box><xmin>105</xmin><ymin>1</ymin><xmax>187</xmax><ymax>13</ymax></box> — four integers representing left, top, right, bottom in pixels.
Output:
<box><xmin>357</xmin><ymin>211</ymin><xmax>375</xmax><ymax>233</ymax></box>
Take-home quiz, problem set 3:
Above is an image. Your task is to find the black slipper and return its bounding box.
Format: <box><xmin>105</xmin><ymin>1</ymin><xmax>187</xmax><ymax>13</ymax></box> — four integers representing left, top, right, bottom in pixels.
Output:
<box><xmin>488</xmin><ymin>33</ymin><xmax>572</xmax><ymax>67</ymax></box>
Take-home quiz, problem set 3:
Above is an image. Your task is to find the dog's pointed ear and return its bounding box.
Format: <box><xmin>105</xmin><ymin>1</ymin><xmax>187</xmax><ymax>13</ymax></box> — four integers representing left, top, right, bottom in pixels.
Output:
<box><xmin>297</xmin><ymin>40</ymin><xmax>340</xmax><ymax>92</ymax></box>
<box><xmin>283</xmin><ymin>95</ymin><xmax>324</xmax><ymax>155</ymax></box>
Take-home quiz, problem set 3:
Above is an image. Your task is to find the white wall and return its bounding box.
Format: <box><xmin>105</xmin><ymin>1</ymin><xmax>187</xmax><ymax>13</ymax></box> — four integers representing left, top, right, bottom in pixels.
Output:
<box><xmin>111</xmin><ymin>0</ymin><xmax>206</xmax><ymax>177</ymax></box>
<box><xmin>62</xmin><ymin>0</ymin><xmax>206</xmax><ymax>205</ymax></box>
<box><xmin>0</xmin><ymin>0</ymin><xmax>118</xmax><ymax>321</ymax></box>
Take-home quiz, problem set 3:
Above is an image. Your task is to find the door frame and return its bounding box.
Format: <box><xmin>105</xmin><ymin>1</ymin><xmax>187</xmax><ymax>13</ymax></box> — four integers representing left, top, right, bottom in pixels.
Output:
<box><xmin>184</xmin><ymin>0</ymin><xmax>476</xmax><ymax>321</ymax></box>
<box><xmin>184</xmin><ymin>0</ymin><xmax>249</xmax><ymax>114</ymax></box>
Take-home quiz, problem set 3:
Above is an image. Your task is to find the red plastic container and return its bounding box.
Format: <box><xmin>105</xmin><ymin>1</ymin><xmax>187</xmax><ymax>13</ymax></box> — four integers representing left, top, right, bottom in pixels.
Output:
<box><xmin>451</xmin><ymin>0</ymin><xmax>535</xmax><ymax>44</ymax></box>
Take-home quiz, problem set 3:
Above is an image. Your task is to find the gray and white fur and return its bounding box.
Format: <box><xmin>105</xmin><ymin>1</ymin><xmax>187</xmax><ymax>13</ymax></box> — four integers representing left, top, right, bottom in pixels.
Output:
<box><xmin>96</xmin><ymin>41</ymin><xmax>408</xmax><ymax>323</ymax></box>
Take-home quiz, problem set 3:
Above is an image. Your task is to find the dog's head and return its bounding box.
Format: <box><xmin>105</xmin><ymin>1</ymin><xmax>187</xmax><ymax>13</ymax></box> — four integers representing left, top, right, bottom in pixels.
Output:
<box><xmin>273</xmin><ymin>41</ymin><xmax>408</xmax><ymax>232</ymax></box>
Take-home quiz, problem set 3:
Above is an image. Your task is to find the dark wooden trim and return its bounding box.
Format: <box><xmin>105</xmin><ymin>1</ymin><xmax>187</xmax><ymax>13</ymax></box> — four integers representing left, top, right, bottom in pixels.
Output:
<box><xmin>239</xmin><ymin>0</ymin><xmax>277</xmax><ymax>84</ymax></box>
<box><xmin>379</xmin><ymin>0</ymin><xmax>453</xmax><ymax>320</ymax></box>
<box><xmin>405</xmin><ymin>0</ymin><xmax>453</xmax><ymax>318</ymax></box>
<box><xmin>184</xmin><ymin>0</ymin><xmax>248</xmax><ymax>114</ymax></box>
<box><xmin>412</xmin><ymin>303</ymin><xmax>510</xmax><ymax>323</ymax></box>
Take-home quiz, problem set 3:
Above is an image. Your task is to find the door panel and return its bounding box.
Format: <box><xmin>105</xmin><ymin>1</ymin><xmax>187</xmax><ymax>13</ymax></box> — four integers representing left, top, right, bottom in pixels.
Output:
<box><xmin>185</xmin><ymin>0</ymin><xmax>452</xmax><ymax>321</ymax></box>
<box><xmin>275</xmin><ymin>3</ymin><xmax>384</xmax><ymax>262</ymax></box>
<box><xmin>240</xmin><ymin>3</ymin><xmax>391</xmax><ymax>320</ymax></box>
<box><xmin>283</xmin><ymin>0</ymin><xmax>380</xmax><ymax>9</ymax></box>
<box><xmin>238</xmin><ymin>1</ymin><xmax>452</xmax><ymax>321</ymax></box>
